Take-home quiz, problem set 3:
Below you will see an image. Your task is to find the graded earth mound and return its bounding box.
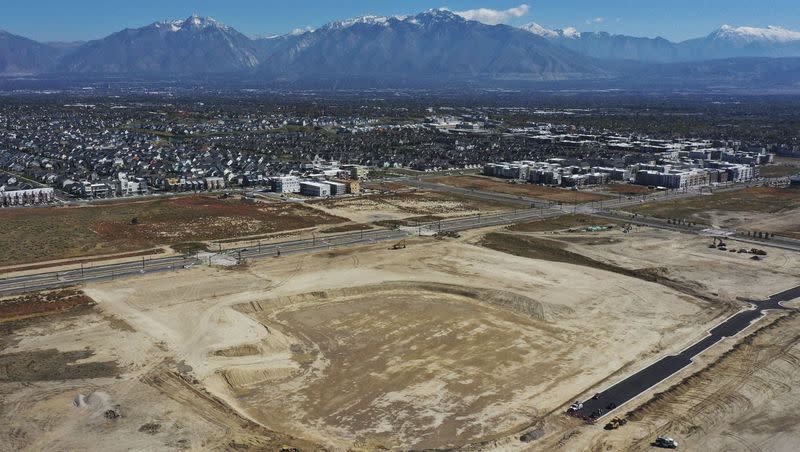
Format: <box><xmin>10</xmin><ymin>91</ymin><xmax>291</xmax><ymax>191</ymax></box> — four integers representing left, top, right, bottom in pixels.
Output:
<box><xmin>221</xmin><ymin>281</ymin><xmax>574</xmax><ymax>449</ymax></box>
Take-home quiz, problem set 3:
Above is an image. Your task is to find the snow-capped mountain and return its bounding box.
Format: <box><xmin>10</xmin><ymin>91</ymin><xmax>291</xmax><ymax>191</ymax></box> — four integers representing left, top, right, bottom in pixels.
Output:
<box><xmin>57</xmin><ymin>15</ymin><xmax>263</xmax><ymax>74</ymax></box>
<box><xmin>1</xmin><ymin>11</ymin><xmax>800</xmax><ymax>89</ymax></box>
<box><xmin>520</xmin><ymin>23</ymin><xmax>580</xmax><ymax>40</ymax></box>
<box><xmin>710</xmin><ymin>25</ymin><xmax>800</xmax><ymax>44</ymax></box>
<box><xmin>521</xmin><ymin>22</ymin><xmax>800</xmax><ymax>62</ymax></box>
<box><xmin>676</xmin><ymin>25</ymin><xmax>800</xmax><ymax>60</ymax></box>
<box><xmin>256</xmin><ymin>10</ymin><xmax>603</xmax><ymax>80</ymax></box>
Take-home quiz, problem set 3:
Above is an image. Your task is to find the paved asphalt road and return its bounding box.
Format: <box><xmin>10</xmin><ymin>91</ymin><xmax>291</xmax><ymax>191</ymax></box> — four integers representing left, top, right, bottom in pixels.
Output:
<box><xmin>571</xmin><ymin>287</ymin><xmax>800</xmax><ymax>422</ymax></box>
<box><xmin>0</xmin><ymin>208</ymin><xmax>560</xmax><ymax>296</ymax></box>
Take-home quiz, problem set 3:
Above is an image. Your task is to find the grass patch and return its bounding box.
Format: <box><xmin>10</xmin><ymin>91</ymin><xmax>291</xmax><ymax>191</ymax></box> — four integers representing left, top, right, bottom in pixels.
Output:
<box><xmin>759</xmin><ymin>165</ymin><xmax>800</xmax><ymax>178</ymax></box>
<box><xmin>0</xmin><ymin>289</ymin><xmax>95</xmax><ymax>324</ymax></box>
<box><xmin>429</xmin><ymin>175</ymin><xmax>612</xmax><ymax>203</ymax></box>
<box><xmin>628</xmin><ymin>186</ymin><xmax>800</xmax><ymax>220</ymax></box>
<box><xmin>320</xmin><ymin>224</ymin><xmax>373</xmax><ymax>234</ymax></box>
<box><xmin>601</xmin><ymin>184</ymin><xmax>653</xmax><ymax>195</ymax></box>
<box><xmin>171</xmin><ymin>242</ymin><xmax>209</xmax><ymax>254</ymax></box>
<box><xmin>507</xmin><ymin>214</ymin><xmax>623</xmax><ymax>232</ymax></box>
<box><xmin>0</xmin><ymin>196</ymin><xmax>346</xmax><ymax>266</ymax></box>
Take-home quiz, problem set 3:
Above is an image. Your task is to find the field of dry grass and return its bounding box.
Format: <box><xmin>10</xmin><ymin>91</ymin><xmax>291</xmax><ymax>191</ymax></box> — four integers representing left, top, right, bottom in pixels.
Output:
<box><xmin>629</xmin><ymin>187</ymin><xmax>800</xmax><ymax>218</ymax></box>
<box><xmin>600</xmin><ymin>184</ymin><xmax>654</xmax><ymax>195</ymax></box>
<box><xmin>429</xmin><ymin>175</ymin><xmax>612</xmax><ymax>203</ymax></box>
<box><xmin>627</xmin><ymin>186</ymin><xmax>800</xmax><ymax>237</ymax></box>
<box><xmin>507</xmin><ymin>214</ymin><xmax>624</xmax><ymax>233</ymax></box>
<box><xmin>0</xmin><ymin>196</ymin><xmax>346</xmax><ymax>266</ymax></box>
<box><xmin>759</xmin><ymin>157</ymin><xmax>800</xmax><ymax>178</ymax></box>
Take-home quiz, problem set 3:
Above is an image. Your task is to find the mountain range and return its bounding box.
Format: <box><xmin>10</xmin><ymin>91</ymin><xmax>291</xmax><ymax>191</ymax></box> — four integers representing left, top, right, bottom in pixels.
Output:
<box><xmin>523</xmin><ymin>23</ymin><xmax>800</xmax><ymax>62</ymax></box>
<box><xmin>1</xmin><ymin>10</ymin><xmax>799</xmax><ymax>89</ymax></box>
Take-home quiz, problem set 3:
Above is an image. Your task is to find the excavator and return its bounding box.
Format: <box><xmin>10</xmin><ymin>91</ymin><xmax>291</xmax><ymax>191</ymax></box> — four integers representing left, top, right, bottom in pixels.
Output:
<box><xmin>392</xmin><ymin>239</ymin><xmax>407</xmax><ymax>250</ymax></box>
<box><xmin>709</xmin><ymin>237</ymin><xmax>726</xmax><ymax>249</ymax></box>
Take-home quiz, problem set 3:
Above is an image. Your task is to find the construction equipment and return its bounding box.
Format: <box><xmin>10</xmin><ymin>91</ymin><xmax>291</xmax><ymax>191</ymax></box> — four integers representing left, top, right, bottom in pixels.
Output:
<box><xmin>392</xmin><ymin>239</ymin><xmax>407</xmax><ymax>250</ymax></box>
<box><xmin>604</xmin><ymin>417</ymin><xmax>628</xmax><ymax>430</ymax></box>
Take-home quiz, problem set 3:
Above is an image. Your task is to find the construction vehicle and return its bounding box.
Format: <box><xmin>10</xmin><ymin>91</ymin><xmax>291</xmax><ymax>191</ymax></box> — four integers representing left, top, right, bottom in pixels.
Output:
<box><xmin>392</xmin><ymin>239</ymin><xmax>407</xmax><ymax>250</ymax></box>
<box><xmin>710</xmin><ymin>237</ymin><xmax>727</xmax><ymax>249</ymax></box>
<box><xmin>604</xmin><ymin>417</ymin><xmax>628</xmax><ymax>430</ymax></box>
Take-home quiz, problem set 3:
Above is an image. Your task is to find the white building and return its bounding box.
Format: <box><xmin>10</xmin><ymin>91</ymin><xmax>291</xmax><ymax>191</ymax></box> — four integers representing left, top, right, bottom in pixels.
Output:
<box><xmin>271</xmin><ymin>176</ymin><xmax>301</xmax><ymax>194</ymax></box>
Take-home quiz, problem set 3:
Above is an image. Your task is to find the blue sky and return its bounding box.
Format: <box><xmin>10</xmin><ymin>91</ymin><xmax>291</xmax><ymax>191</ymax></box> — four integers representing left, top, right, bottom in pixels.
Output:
<box><xmin>2</xmin><ymin>0</ymin><xmax>798</xmax><ymax>42</ymax></box>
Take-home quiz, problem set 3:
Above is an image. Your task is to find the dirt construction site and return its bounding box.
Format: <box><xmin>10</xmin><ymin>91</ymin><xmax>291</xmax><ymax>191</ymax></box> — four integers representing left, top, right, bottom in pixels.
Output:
<box><xmin>1</xmin><ymin>215</ymin><xmax>799</xmax><ymax>450</ymax></box>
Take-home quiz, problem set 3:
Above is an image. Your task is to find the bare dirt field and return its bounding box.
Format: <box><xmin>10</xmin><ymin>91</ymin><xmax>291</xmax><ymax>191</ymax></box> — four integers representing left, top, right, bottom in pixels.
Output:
<box><xmin>527</xmin><ymin>312</ymin><xmax>800</xmax><ymax>452</ymax></box>
<box><xmin>307</xmin><ymin>189</ymin><xmax>510</xmax><ymax>224</ymax></box>
<box><xmin>759</xmin><ymin>156</ymin><xmax>800</xmax><ymax>178</ymax></box>
<box><xmin>63</xmin><ymin>231</ymin><xmax>732</xmax><ymax>450</ymax></box>
<box><xmin>0</xmin><ymin>196</ymin><xmax>346</xmax><ymax>266</ymax></box>
<box><xmin>496</xmin><ymin>223</ymin><xmax>800</xmax><ymax>302</ymax></box>
<box><xmin>429</xmin><ymin>175</ymin><xmax>612</xmax><ymax>203</ymax></box>
<box><xmin>628</xmin><ymin>186</ymin><xmax>800</xmax><ymax>238</ymax></box>
<box><xmin>3</xmin><ymin>221</ymin><xmax>796</xmax><ymax>450</ymax></box>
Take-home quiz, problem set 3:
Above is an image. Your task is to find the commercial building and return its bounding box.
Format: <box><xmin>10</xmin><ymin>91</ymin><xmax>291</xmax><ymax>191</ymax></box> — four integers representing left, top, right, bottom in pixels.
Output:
<box><xmin>300</xmin><ymin>181</ymin><xmax>331</xmax><ymax>197</ymax></box>
<box><xmin>271</xmin><ymin>176</ymin><xmax>301</xmax><ymax>194</ymax></box>
<box><xmin>323</xmin><ymin>181</ymin><xmax>348</xmax><ymax>196</ymax></box>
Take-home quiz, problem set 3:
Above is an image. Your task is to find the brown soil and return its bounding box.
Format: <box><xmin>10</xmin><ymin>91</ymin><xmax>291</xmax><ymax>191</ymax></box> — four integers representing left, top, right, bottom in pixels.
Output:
<box><xmin>0</xmin><ymin>249</ymin><xmax>165</xmax><ymax>273</ymax></box>
<box><xmin>0</xmin><ymin>196</ymin><xmax>346</xmax><ymax>266</ymax></box>
<box><xmin>480</xmin><ymin>233</ymin><xmax>715</xmax><ymax>302</ymax></box>
<box><xmin>0</xmin><ymin>289</ymin><xmax>95</xmax><ymax>324</ymax></box>
<box><xmin>0</xmin><ymin>348</ymin><xmax>120</xmax><ymax>382</ymax></box>
<box><xmin>507</xmin><ymin>214</ymin><xmax>623</xmax><ymax>232</ymax></box>
<box><xmin>430</xmin><ymin>175</ymin><xmax>612</xmax><ymax>203</ymax></box>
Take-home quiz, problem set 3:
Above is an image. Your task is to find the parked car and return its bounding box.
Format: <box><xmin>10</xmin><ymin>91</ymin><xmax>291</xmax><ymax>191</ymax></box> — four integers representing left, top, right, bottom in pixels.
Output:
<box><xmin>654</xmin><ymin>436</ymin><xmax>678</xmax><ymax>449</ymax></box>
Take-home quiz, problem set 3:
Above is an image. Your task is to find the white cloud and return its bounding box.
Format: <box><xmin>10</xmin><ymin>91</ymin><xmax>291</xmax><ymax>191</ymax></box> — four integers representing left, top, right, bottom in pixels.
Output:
<box><xmin>454</xmin><ymin>4</ymin><xmax>531</xmax><ymax>25</ymax></box>
<box><xmin>585</xmin><ymin>17</ymin><xmax>605</xmax><ymax>25</ymax></box>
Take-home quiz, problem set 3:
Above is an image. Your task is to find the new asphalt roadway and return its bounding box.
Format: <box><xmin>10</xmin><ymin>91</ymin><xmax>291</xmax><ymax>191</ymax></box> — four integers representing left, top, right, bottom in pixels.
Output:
<box><xmin>571</xmin><ymin>286</ymin><xmax>800</xmax><ymax>422</ymax></box>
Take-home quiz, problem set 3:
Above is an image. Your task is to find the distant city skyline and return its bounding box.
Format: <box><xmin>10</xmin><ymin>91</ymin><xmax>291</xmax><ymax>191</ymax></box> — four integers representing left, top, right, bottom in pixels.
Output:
<box><xmin>2</xmin><ymin>0</ymin><xmax>798</xmax><ymax>43</ymax></box>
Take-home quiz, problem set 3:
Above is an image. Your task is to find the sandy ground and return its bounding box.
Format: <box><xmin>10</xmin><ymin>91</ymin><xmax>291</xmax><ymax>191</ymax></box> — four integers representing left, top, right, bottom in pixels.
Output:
<box><xmin>2</xmin><ymin>223</ymin><xmax>795</xmax><ymax>450</ymax></box>
<box><xmin>528</xmin><ymin>311</ymin><xmax>800</xmax><ymax>452</ymax></box>
<box><xmin>307</xmin><ymin>191</ymin><xmax>508</xmax><ymax>224</ymax></box>
<box><xmin>700</xmin><ymin>208</ymin><xmax>800</xmax><ymax>238</ymax></box>
<box><xmin>531</xmin><ymin>226</ymin><xmax>800</xmax><ymax>302</ymax></box>
<box><xmin>67</xmin><ymin>232</ymin><xmax>724</xmax><ymax>450</ymax></box>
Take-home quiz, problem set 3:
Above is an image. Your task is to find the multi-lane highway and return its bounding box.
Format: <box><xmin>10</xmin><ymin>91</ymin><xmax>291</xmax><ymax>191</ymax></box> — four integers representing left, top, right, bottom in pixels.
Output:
<box><xmin>571</xmin><ymin>286</ymin><xmax>800</xmax><ymax>422</ymax></box>
<box><xmin>0</xmin><ymin>207</ymin><xmax>561</xmax><ymax>296</ymax></box>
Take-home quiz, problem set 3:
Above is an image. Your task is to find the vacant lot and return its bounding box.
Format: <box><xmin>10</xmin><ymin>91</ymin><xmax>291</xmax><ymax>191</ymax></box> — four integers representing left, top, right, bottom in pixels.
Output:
<box><xmin>759</xmin><ymin>157</ymin><xmax>800</xmax><ymax>178</ymax></box>
<box><xmin>0</xmin><ymin>289</ymin><xmax>94</xmax><ymax>324</ymax></box>
<box><xmin>429</xmin><ymin>175</ymin><xmax>611</xmax><ymax>203</ymax></box>
<box><xmin>628</xmin><ymin>186</ymin><xmax>800</xmax><ymax>237</ymax></box>
<box><xmin>630</xmin><ymin>186</ymin><xmax>800</xmax><ymax>218</ymax></box>
<box><xmin>601</xmin><ymin>183</ymin><xmax>653</xmax><ymax>195</ymax></box>
<box><xmin>309</xmin><ymin>190</ymin><xmax>509</xmax><ymax>224</ymax></box>
<box><xmin>507</xmin><ymin>214</ymin><xmax>623</xmax><ymax>232</ymax></box>
<box><xmin>0</xmin><ymin>196</ymin><xmax>345</xmax><ymax>266</ymax></box>
<box><xmin>79</xmin><ymin>234</ymin><xmax>720</xmax><ymax>450</ymax></box>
